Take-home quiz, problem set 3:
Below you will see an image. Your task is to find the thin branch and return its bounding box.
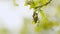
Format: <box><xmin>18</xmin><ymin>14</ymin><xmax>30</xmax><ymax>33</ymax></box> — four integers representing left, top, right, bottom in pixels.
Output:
<box><xmin>35</xmin><ymin>0</ymin><xmax>52</xmax><ymax>9</ymax></box>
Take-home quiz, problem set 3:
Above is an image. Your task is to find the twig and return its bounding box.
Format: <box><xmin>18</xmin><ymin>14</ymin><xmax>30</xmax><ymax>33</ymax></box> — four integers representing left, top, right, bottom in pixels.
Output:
<box><xmin>35</xmin><ymin>0</ymin><xmax>52</xmax><ymax>9</ymax></box>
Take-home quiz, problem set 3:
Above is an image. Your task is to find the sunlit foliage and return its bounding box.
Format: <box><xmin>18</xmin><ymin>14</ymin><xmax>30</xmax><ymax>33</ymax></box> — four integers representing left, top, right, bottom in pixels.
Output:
<box><xmin>24</xmin><ymin>0</ymin><xmax>59</xmax><ymax>32</ymax></box>
<box><xmin>0</xmin><ymin>28</ymin><xmax>8</xmax><ymax>34</ymax></box>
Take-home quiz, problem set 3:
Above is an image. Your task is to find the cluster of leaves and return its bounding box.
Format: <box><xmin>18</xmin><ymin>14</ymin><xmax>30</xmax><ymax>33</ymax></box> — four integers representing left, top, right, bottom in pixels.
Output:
<box><xmin>24</xmin><ymin>0</ymin><xmax>59</xmax><ymax>32</ymax></box>
<box><xmin>35</xmin><ymin>10</ymin><xmax>58</xmax><ymax>32</ymax></box>
<box><xmin>25</xmin><ymin>0</ymin><xmax>51</xmax><ymax>9</ymax></box>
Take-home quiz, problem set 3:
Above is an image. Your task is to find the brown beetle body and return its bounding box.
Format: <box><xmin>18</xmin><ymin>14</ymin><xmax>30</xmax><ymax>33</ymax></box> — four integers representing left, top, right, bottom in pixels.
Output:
<box><xmin>32</xmin><ymin>12</ymin><xmax>38</xmax><ymax>23</ymax></box>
